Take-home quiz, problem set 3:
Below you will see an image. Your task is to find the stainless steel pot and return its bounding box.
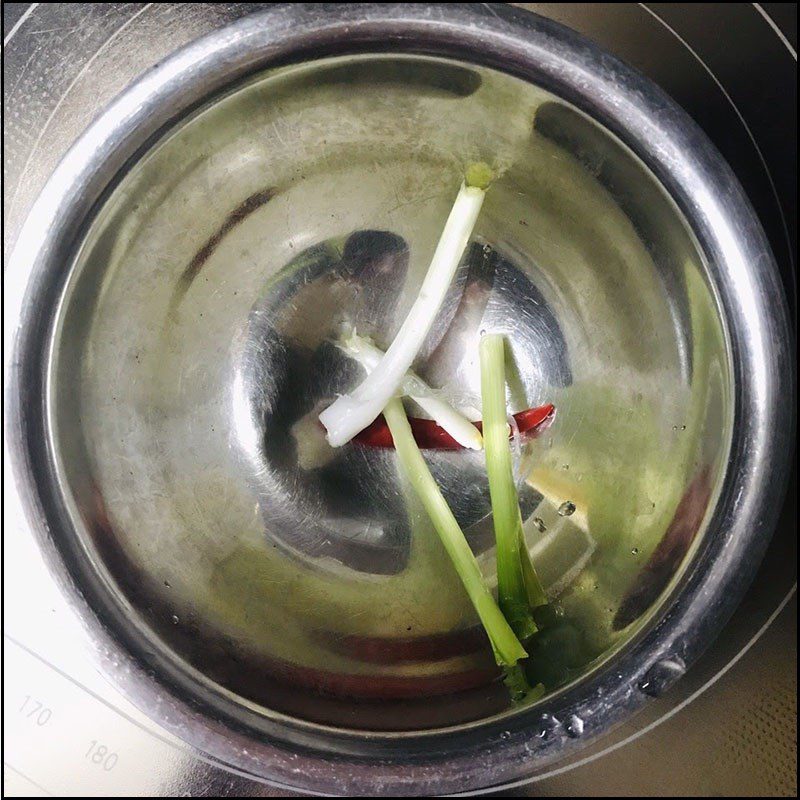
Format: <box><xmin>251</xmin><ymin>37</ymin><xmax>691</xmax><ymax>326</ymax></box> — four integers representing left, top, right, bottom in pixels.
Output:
<box><xmin>4</xmin><ymin>4</ymin><xmax>794</xmax><ymax>795</ymax></box>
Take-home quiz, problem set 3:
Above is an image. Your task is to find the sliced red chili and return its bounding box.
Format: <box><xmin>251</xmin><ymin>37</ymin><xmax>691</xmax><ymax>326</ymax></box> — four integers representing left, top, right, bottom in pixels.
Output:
<box><xmin>353</xmin><ymin>403</ymin><xmax>555</xmax><ymax>449</ymax></box>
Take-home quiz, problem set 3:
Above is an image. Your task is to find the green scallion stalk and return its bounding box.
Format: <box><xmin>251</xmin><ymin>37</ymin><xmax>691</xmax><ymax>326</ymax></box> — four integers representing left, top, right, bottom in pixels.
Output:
<box><xmin>503</xmin><ymin>664</ymin><xmax>547</xmax><ymax>703</ymax></box>
<box><xmin>382</xmin><ymin>397</ymin><xmax>527</xmax><ymax>666</ymax></box>
<box><xmin>520</xmin><ymin>534</ymin><xmax>548</xmax><ymax>610</ymax></box>
<box><xmin>479</xmin><ymin>334</ymin><xmax>547</xmax><ymax>640</ymax></box>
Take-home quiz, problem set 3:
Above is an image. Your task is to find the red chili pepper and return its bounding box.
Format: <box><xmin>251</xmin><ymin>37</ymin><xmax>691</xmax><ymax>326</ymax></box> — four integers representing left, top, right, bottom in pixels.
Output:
<box><xmin>353</xmin><ymin>403</ymin><xmax>555</xmax><ymax>449</ymax></box>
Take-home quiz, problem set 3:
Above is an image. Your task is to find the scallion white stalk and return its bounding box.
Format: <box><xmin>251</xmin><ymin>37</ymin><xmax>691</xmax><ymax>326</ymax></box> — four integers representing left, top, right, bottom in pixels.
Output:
<box><xmin>336</xmin><ymin>331</ymin><xmax>483</xmax><ymax>450</ymax></box>
<box><xmin>320</xmin><ymin>172</ymin><xmax>489</xmax><ymax>446</ymax></box>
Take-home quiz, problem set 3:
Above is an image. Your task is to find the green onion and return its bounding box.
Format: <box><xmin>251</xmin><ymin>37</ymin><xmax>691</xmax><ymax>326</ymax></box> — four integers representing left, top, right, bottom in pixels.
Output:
<box><xmin>382</xmin><ymin>397</ymin><xmax>526</xmax><ymax>666</ymax></box>
<box><xmin>336</xmin><ymin>331</ymin><xmax>483</xmax><ymax>450</ymax></box>
<box><xmin>479</xmin><ymin>334</ymin><xmax>547</xmax><ymax>640</ymax></box>
<box><xmin>503</xmin><ymin>664</ymin><xmax>547</xmax><ymax>703</ymax></box>
<box><xmin>320</xmin><ymin>166</ymin><xmax>492</xmax><ymax>447</ymax></box>
<box><xmin>520</xmin><ymin>532</ymin><xmax>548</xmax><ymax>610</ymax></box>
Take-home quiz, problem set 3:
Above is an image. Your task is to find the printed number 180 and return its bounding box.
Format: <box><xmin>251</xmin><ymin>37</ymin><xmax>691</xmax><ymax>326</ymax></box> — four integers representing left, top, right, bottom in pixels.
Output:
<box><xmin>86</xmin><ymin>740</ymin><xmax>118</xmax><ymax>771</ymax></box>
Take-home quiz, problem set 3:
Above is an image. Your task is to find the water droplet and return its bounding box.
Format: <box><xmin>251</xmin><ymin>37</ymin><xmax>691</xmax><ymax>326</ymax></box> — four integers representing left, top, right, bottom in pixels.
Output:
<box><xmin>558</xmin><ymin>501</ymin><xmax>576</xmax><ymax>517</ymax></box>
<box><xmin>538</xmin><ymin>713</ymin><xmax>561</xmax><ymax>739</ymax></box>
<box><xmin>631</xmin><ymin>547</ymin><xmax>639</xmax><ymax>555</ymax></box>
<box><xmin>164</xmin><ymin>580</ymin><xmax>171</xmax><ymax>589</ymax></box>
<box><xmin>499</xmin><ymin>730</ymin><xmax>511</xmax><ymax>740</ymax></box>
<box><xmin>672</xmin><ymin>425</ymin><xmax>678</xmax><ymax>431</ymax></box>
<box><xmin>562</xmin><ymin>464</ymin><xmax>569</xmax><ymax>470</ymax></box>
<box><xmin>171</xmin><ymin>615</ymin><xmax>180</xmax><ymax>625</ymax></box>
<box><xmin>533</xmin><ymin>517</ymin><xmax>547</xmax><ymax>533</ymax></box>
<box><xmin>680</xmin><ymin>425</ymin><xmax>686</xmax><ymax>431</ymax></box>
<box><xmin>565</xmin><ymin>714</ymin><xmax>584</xmax><ymax>738</ymax></box>
<box><xmin>637</xmin><ymin>656</ymin><xmax>686</xmax><ymax>697</ymax></box>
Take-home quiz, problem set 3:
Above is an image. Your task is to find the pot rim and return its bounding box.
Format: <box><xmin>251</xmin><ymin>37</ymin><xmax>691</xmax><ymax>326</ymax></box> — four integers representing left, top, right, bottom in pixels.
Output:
<box><xmin>4</xmin><ymin>3</ymin><xmax>795</xmax><ymax>795</ymax></box>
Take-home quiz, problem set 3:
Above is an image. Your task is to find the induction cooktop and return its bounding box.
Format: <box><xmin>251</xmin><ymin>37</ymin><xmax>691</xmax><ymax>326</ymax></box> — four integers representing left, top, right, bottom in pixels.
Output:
<box><xmin>3</xmin><ymin>4</ymin><xmax>796</xmax><ymax>796</ymax></box>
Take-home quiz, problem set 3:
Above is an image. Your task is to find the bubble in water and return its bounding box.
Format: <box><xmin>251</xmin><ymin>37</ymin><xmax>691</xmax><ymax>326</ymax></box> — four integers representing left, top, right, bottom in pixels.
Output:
<box><xmin>680</xmin><ymin>425</ymin><xmax>686</xmax><ymax>431</ymax></box>
<box><xmin>164</xmin><ymin>580</ymin><xmax>171</xmax><ymax>589</ymax></box>
<box><xmin>558</xmin><ymin>501</ymin><xmax>576</xmax><ymax>517</ymax></box>
<box><xmin>499</xmin><ymin>730</ymin><xmax>511</xmax><ymax>740</ymax></box>
<box><xmin>631</xmin><ymin>547</ymin><xmax>639</xmax><ymax>555</ymax></box>
<box><xmin>533</xmin><ymin>517</ymin><xmax>547</xmax><ymax>533</ymax></box>
<box><xmin>562</xmin><ymin>464</ymin><xmax>569</xmax><ymax>470</ymax></box>
<box><xmin>171</xmin><ymin>615</ymin><xmax>180</xmax><ymax>625</ymax></box>
<box><xmin>672</xmin><ymin>425</ymin><xmax>678</xmax><ymax>431</ymax></box>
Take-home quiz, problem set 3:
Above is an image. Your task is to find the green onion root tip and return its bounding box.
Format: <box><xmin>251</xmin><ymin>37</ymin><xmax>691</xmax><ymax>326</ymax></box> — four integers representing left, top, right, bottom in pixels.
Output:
<box><xmin>465</xmin><ymin>161</ymin><xmax>494</xmax><ymax>190</ymax></box>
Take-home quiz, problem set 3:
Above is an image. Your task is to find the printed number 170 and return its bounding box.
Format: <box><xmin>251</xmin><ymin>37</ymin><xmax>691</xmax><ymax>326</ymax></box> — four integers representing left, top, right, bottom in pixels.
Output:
<box><xmin>18</xmin><ymin>695</ymin><xmax>52</xmax><ymax>726</ymax></box>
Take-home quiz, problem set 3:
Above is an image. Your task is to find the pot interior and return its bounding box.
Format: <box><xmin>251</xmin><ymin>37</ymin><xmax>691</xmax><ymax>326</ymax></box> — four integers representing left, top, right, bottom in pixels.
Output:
<box><xmin>48</xmin><ymin>53</ymin><xmax>732</xmax><ymax>732</ymax></box>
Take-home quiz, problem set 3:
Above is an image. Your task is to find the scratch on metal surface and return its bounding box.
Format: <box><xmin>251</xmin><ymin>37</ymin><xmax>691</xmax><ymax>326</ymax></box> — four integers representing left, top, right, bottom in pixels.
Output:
<box><xmin>2</xmin><ymin>2</ymin><xmax>40</xmax><ymax>47</ymax></box>
<box><xmin>22</xmin><ymin>26</ymin><xmax>83</xmax><ymax>36</ymax></box>
<box><xmin>482</xmin><ymin>3</ymin><xmax>503</xmax><ymax>22</ymax></box>
<box><xmin>8</xmin><ymin>3</ymin><xmax>155</xmax><ymax>219</ymax></box>
<box><xmin>8</xmin><ymin>48</ymin><xmax>41</xmax><ymax>96</ymax></box>
<box><xmin>386</xmin><ymin>191</ymin><xmax>445</xmax><ymax>216</ymax></box>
